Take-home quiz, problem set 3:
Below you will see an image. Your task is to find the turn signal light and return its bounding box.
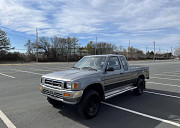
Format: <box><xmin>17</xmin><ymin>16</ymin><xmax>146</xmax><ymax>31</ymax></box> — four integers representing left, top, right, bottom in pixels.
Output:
<box><xmin>40</xmin><ymin>86</ymin><xmax>43</xmax><ymax>91</ymax></box>
<box><xmin>64</xmin><ymin>93</ymin><xmax>70</xmax><ymax>97</ymax></box>
<box><xmin>74</xmin><ymin>83</ymin><xmax>78</xmax><ymax>89</ymax></box>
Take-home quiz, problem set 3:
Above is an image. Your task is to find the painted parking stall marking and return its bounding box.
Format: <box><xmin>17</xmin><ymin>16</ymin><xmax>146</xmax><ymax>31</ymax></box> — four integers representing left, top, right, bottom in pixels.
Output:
<box><xmin>102</xmin><ymin>102</ymin><xmax>180</xmax><ymax>127</ymax></box>
<box><xmin>163</xmin><ymin>71</ymin><xmax>180</xmax><ymax>74</ymax></box>
<box><xmin>154</xmin><ymin>74</ymin><xmax>180</xmax><ymax>78</ymax></box>
<box><xmin>29</xmin><ymin>68</ymin><xmax>53</xmax><ymax>71</ymax></box>
<box><xmin>0</xmin><ymin>73</ymin><xmax>15</xmax><ymax>78</ymax></box>
<box><xmin>147</xmin><ymin>82</ymin><xmax>180</xmax><ymax>88</ymax></box>
<box><xmin>144</xmin><ymin>90</ymin><xmax>180</xmax><ymax>99</ymax></box>
<box><xmin>150</xmin><ymin>76</ymin><xmax>180</xmax><ymax>81</ymax></box>
<box><xmin>0</xmin><ymin>109</ymin><xmax>16</xmax><ymax>128</ymax></box>
<box><xmin>162</xmin><ymin>72</ymin><xmax>180</xmax><ymax>75</ymax></box>
<box><xmin>11</xmin><ymin>69</ymin><xmax>43</xmax><ymax>75</ymax></box>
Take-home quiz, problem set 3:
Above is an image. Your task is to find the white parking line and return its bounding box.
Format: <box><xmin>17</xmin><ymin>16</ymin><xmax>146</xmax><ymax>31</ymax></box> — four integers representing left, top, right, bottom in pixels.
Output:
<box><xmin>0</xmin><ymin>109</ymin><xmax>16</xmax><ymax>128</ymax></box>
<box><xmin>102</xmin><ymin>102</ymin><xmax>180</xmax><ymax>127</ymax></box>
<box><xmin>0</xmin><ymin>73</ymin><xmax>15</xmax><ymax>78</ymax></box>
<box><xmin>147</xmin><ymin>82</ymin><xmax>180</xmax><ymax>88</ymax></box>
<box><xmin>30</xmin><ymin>67</ymin><xmax>68</xmax><ymax>71</ymax></box>
<box><xmin>147</xmin><ymin>81</ymin><xmax>180</xmax><ymax>88</ymax></box>
<box><xmin>154</xmin><ymin>74</ymin><xmax>180</xmax><ymax>78</ymax></box>
<box><xmin>163</xmin><ymin>71</ymin><xmax>180</xmax><ymax>74</ymax></box>
<box><xmin>44</xmin><ymin>67</ymin><xmax>69</xmax><ymax>70</ymax></box>
<box><xmin>29</xmin><ymin>68</ymin><xmax>53</xmax><ymax>71</ymax></box>
<box><xmin>167</xmin><ymin>72</ymin><xmax>180</xmax><ymax>75</ymax></box>
<box><xmin>144</xmin><ymin>91</ymin><xmax>180</xmax><ymax>99</ymax></box>
<box><xmin>150</xmin><ymin>76</ymin><xmax>180</xmax><ymax>81</ymax></box>
<box><xmin>11</xmin><ymin>69</ymin><xmax>43</xmax><ymax>75</ymax></box>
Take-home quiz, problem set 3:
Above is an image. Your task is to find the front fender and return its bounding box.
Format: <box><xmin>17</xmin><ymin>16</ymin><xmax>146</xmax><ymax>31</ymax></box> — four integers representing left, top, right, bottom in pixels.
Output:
<box><xmin>77</xmin><ymin>74</ymin><xmax>104</xmax><ymax>90</ymax></box>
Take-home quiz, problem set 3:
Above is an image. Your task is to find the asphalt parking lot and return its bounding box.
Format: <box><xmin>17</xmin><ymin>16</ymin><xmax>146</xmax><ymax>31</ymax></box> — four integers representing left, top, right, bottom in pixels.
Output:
<box><xmin>0</xmin><ymin>60</ymin><xmax>180</xmax><ymax>128</ymax></box>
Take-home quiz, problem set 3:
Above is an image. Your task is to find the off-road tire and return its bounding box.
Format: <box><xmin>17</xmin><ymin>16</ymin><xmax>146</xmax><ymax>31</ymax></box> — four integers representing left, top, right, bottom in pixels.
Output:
<box><xmin>77</xmin><ymin>90</ymin><xmax>101</xmax><ymax>119</ymax></box>
<box><xmin>133</xmin><ymin>78</ymin><xmax>145</xmax><ymax>95</ymax></box>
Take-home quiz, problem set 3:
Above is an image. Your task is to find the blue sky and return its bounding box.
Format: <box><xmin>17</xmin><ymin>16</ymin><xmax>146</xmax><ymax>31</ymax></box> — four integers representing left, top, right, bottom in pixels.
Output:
<box><xmin>0</xmin><ymin>0</ymin><xmax>180</xmax><ymax>53</ymax></box>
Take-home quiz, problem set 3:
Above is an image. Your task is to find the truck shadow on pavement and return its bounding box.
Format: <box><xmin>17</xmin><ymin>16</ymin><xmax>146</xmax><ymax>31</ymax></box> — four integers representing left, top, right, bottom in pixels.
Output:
<box><xmin>55</xmin><ymin>89</ymin><xmax>180</xmax><ymax>128</ymax></box>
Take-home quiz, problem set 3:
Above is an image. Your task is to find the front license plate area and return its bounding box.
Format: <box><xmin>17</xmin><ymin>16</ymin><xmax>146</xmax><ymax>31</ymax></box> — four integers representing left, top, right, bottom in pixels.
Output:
<box><xmin>42</xmin><ymin>89</ymin><xmax>62</xmax><ymax>99</ymax></box>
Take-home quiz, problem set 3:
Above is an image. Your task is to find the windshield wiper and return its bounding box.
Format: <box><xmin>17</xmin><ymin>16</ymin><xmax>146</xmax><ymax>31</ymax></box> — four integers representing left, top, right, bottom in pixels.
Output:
<box><xmin>71</xmin><ymin>66</ymin><xmax>80</xmax><ymax>70</ymax></box>
<box><xmin>81</xmin><ymin>67</ymin><xmax>97</xmax><ymax>71</ymax></box>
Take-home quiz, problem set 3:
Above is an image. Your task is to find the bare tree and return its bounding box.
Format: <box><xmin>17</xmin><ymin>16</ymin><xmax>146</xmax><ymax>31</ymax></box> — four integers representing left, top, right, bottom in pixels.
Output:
<box><xmin>38</xmin><ymin>37</ymin><xmax>50</xmax><ymax>59</ymax></box>
<box><xmin>91</xmin><ymin>42</ymin><xmax>116</xmax><ymax>55</ymax></box>
<box><xmin>24</xmin><ymin>40</ymin><xmax>34</xmax><ymax>61</ymax></box>
<box><xmin>50</xmin><ymin>36</ymin><xmax>60</xmax><ymax>61</ymax></box>
<box><xmin>65</xmin><ymin>37</ymin><xmax>78</xmax><ymax>62</ymax></box>
<box><xmin>174</xmin><ymin>44</ymin><xmax>180</xmax><ymax>58</ymax></box>
<box><xmin>86</xmin><ymin>41</ymin><xmax>93</xmax><ymax>54</ymax></box>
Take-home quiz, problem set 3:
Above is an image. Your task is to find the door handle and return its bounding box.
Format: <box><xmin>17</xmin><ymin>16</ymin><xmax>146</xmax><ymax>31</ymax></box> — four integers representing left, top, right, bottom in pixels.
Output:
<box><xmin>120</xmin><ymin>72</ymin><xmax>124</xmax><ymax>74</ymax></box>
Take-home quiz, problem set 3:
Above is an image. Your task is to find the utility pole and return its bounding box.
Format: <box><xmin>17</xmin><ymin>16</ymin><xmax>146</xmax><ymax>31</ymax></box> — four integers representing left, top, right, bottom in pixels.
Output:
<box><xmin>95</xmin><ymin>37</ymin><xmax>97</xmax><ymax>55</ymax></box>
<box><xmin>159</xmin><ymin>47</ymin><xmax>161</xmax><ymax>60</ymax></box>
<box><xmin>167</xmin><ymin>49</ymin><xmax>168</xmax><ymax>59</ymax></box>
<box><xmin>127</xmin><ymin>40</ymin><xmax>130</xmax><ymax>60</ymax></box>
<box><xmin>36</xmin><ymin>28</ymin><xmax>38</xmax><ymax>62</ymax></box>
<box><xmin>153</xmin><ymin>41</ymin><xmax>155</xmax><ymax>62</ymax></box>
<box><xmin>171</xmin><ymin>47</ymin><xmax>173</xmax><ymax>60</ymax></box>
<box><xmin>146</xmin><ymin>45</ymin><xmax>148</xmax><ymax>54</ymax></box>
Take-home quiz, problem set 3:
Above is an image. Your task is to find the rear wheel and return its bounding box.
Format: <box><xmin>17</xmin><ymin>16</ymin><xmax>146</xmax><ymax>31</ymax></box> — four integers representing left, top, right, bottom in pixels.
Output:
<box><xmin>47</xmin><ymin>97</ymin><xmax>63</xmax><ymax>107</ymax></box>
<box><xmin>133</xmin><ymin>79</ymin><xmax>144</xmax><ymax>95</ymax></box>
<box><xmin>77</xmin><ymin>90</ymin><xmax>101</xmax><ymax>119</ymax></box>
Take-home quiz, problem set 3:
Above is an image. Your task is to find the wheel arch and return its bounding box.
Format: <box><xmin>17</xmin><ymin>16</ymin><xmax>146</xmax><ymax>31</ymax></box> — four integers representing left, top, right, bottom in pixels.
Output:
<box><xmin>137</xmin><ymin>74</ymin><xmax>145</xmax><ymax>89</ymax></box>
<box><xmin>138</xmin><ymin>74</ymin><xmax>145</xmax><ymax>80</ymax></box>
<box><xmin>83</xmin><ymin>83</ymin><xmax>105</xmax><ymax>101</ymax></box>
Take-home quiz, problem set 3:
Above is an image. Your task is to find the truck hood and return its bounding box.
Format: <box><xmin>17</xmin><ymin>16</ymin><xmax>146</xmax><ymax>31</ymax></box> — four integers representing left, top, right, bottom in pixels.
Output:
<box><xmin>42</xmin><ymin>69</ymin><xmax>100</xmax><ymax>81</ymax></box>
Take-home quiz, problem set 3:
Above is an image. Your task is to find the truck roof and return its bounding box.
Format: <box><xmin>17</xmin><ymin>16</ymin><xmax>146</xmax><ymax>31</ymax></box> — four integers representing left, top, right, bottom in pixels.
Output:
<box><xmin>85</xmin><ymin>54</ymin><xmax>124</xmax><ymax>57</ymax></box>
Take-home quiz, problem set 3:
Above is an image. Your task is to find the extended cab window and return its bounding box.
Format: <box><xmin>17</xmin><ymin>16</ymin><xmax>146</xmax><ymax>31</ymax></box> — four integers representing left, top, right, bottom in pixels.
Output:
<box><xmin>107</xmin><ymin>56</ymin><xmax>121</xmax><ymax>70</ymax></box>
<box><xmin>120</xmin><ymin>56</ymin><xmax>128</xmax><ymax>71</ymax></box>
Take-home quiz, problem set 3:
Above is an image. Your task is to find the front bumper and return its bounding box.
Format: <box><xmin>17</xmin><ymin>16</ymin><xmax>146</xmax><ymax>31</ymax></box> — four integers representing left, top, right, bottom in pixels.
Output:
<box><xmin>40</xmin><ymin>84</ymin><xmax>83</xmax><ymax>104</ymax></box>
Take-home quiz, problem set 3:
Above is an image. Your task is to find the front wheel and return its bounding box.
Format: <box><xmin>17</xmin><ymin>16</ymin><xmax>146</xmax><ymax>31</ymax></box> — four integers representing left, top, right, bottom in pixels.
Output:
<box><xmin>77</xmin><ymin>90</ymin><xmax>101</xmax><ymax>119</ymax></box>
<box><xmin>133</xmin><ymin>79</ymin><xmax>145</xmax><ymax>95</ymax></box>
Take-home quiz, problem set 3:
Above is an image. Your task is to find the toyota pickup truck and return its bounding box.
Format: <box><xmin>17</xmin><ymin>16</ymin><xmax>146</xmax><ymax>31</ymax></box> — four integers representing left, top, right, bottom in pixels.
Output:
<box><xmin>40</xmin><ymin>54</ymin><xmax>149</xmax><ymax>118</ymax></box>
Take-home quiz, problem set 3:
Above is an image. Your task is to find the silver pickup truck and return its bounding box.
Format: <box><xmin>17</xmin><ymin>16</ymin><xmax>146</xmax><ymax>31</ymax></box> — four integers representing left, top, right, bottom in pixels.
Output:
<box><xmin>40</xmin><ymin>54</ymin><xmax>149</xmax><ymax>118</ymax></box>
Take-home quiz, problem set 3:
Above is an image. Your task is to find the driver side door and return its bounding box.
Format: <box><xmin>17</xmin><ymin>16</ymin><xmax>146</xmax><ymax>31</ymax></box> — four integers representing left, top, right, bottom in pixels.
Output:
<box><xmin>104</xmin><ymin>56</ymin><xmax>126</xmax><ymax>92</ymax></box>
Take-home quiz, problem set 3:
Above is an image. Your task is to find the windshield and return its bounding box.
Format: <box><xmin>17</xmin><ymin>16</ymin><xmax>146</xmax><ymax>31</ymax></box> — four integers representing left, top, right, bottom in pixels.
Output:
<box><xmin>73</xmin><ymin>56</ymin><xmax>107</xmax><ymax>70</ymax></box>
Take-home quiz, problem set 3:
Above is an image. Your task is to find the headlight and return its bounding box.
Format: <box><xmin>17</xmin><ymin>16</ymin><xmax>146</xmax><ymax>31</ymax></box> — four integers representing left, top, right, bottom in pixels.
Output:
<box><xmin>66</xmin><ymin>82</ymin><xmax>72</xmax><ymax>89</ymax></box>
<box><xmin>41</xmin><ymin>77</ymin><xmax>45</xmax><ymax>84</ymax></box>
<box><xmin>66</xmin><ymin>82</ymin><xmax>79</xmax><ymax>89</ymax></box>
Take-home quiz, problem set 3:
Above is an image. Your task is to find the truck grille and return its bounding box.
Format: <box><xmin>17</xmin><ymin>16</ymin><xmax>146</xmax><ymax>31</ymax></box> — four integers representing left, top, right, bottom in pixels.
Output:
<box><xmin>42</xmin><ymin>89</ymin><xmax>63</xmax><ymax>99</ymax></box>
<box><xmin>45</xmin><ymin>79</ymin><xmax>64</xmax><ymax>89</ymax></box>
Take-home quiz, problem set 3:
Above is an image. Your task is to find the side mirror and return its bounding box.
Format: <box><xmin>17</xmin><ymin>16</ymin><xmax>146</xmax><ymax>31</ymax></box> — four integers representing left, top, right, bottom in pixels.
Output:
<box><xmin>106</xmin><ymin>67</ymin><xmax>114</xmax><ymax>71</ymax></box>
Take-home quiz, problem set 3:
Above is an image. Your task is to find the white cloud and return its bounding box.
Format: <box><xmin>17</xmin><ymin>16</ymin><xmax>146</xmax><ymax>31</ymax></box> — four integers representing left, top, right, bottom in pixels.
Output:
<box><xmin>0</xmin><ymin>0</ymin><xmax>51</xmax><ymax>35</ymax></box>
<box><xmin>0</xmin><ymin>0</ymin><xmax>180</xmax><ymax>47</ymax></box>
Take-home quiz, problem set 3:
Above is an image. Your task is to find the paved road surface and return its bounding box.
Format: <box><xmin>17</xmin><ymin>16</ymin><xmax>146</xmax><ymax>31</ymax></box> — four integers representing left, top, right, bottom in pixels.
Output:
<box><xmin>0</xmin><ymin>60</ymin><xmax>180</xmax><ymax>128</ymax></box>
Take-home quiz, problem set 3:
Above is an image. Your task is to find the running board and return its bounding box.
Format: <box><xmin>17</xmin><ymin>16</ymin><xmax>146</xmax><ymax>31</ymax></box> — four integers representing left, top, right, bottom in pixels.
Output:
<box><xmin>105</xmin><ymin>86</ymin><xmax>137</xmax><ymax>99</ymax></box>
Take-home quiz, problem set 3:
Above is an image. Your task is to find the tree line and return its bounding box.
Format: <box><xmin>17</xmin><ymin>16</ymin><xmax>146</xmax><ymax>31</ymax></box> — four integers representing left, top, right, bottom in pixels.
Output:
<box><xmin>24</xmin><ymin>36</ymin><xmax>79</xmax><ymax>62</ymax></box>
<box><xmin>0</xmin><ymin>29</ymin><xmax>179</xmax><ymax>63</ymax></box>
